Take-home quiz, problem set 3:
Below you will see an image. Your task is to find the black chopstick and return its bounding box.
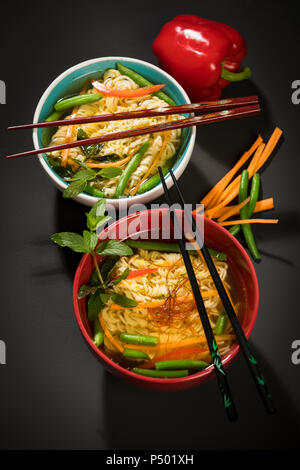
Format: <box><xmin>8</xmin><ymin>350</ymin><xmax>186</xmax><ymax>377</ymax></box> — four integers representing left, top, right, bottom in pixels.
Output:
<box><xmin>8</xmin><ymin>95</ymin><xmax>259</xmax><ymax>131</ymax></box>
<box><xmin>168</xmin><ymin>168</ymin><xmax>275</xmax><ymax>415</ymax></box>
<box><xmin>158</xmin><ymin>166</ymin><xmax>238</xmax><ymax>422</ymax></box>
<box><xmin>5</xmin><ymin>104</ymin><xmax>260</xmax><ymax>160</ymax></box>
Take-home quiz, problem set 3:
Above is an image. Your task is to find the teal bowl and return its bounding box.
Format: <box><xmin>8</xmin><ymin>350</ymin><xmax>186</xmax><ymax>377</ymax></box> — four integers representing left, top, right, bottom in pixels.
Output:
<box><xmin>32</xmin><ymin>57</ymin><xmax>196</xmax><ymax>207</ymax></box>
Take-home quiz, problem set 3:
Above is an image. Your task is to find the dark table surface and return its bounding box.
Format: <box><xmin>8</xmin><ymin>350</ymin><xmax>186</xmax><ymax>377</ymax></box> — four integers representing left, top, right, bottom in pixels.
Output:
<box><xmin>1</xmin><ymin>0</ymin><xmax>300</xmax><ymax>450</ymax></box>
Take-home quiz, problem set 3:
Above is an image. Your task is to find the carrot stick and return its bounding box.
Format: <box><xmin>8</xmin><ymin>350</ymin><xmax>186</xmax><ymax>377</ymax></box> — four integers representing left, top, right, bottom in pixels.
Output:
<box><xmin>217</xmin><ymin>197</ymin><xmax>250</xmax><ymax>222</ymax></box>
<box><xmin>61</xmin><ymin>80</ymin><xmax>90</xmax><ymax>167</ymax></box>
<box><xmin>215</xmin><ymin>143</ymin><xmax>265</xmax><ymax>210</ymax></box>
<box><xmin>200</xmin><ymin>135</ymin><xmax>263</xmax><ymax>209</ymax></box>
<box><xmin>214</xmin><ymin>128</ymin><xmax>282</xmax><ymax>210</ymax></box>
<box><xmin>109</xmin><ymin>290</ymin><xmax>218</xmax><ymax>310</ymax></box>
<box><xmin>86</xmin><ymin>155</ymin><xmax>132</xmax><ymax>168</ymax></box>
<box><xmin>219</xmin><ymin>218</ymin><xmax>278</xmax><ymax>226</ymax></box>
<box><xmin>252</xmin><ymin>127</ymin><xmax>282</xmax><ymax>173</ymax></box>
<box><xmin>123</xmin><ymin>335</ymin><xmax>235</xmax><ymax>352</ymax></box>
<box><xmin>98</xmin><ymin>313</ymin><xmax>124</xmax><ymax>353</ymax></box>
<box><xmin>140</xmin><ymin>346</ymin><xmax>208</xmax><ymax>369</ymax></box>
<box><xmin>216</xmin><ymin>197</ymin><xmax>274</xmax><ymax>222</ymax></box>
<box><xmin>130</xmin><ymin>115</ymin><xmax>172</xmax><ymax>196</ymax></box>
<box><xmin>253</xmin><ymin>198</ymin><xmax>274</xmax><ymax>213</ymax></box>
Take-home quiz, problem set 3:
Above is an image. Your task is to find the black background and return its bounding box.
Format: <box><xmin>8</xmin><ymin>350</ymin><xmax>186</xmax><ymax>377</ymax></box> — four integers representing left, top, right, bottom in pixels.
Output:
<box><xmin>1</xmin><ymin>0</ymin><xmax>300</xmax><ymax>450</ymax></box>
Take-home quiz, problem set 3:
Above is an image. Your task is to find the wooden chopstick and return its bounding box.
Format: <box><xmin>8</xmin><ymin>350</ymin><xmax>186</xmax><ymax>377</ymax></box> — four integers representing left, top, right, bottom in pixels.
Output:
<box><xmin>158</xmin><ymin>166</ymin><xmax>238</xmax><ymax>422</ymax></box>
<box><xmin>8</xmin><ymin>95</ymin><xmax>258</xmax><ymax>131</ymax></box>
<box><xmin>168</xmin><ymin>168</ymin><xmax>275</xmax><ymax>415</ymax></box>
<box><xmin>5</xmin><ymin>104</ymin><xmax>260</xmax><ymax>160</ymax></box>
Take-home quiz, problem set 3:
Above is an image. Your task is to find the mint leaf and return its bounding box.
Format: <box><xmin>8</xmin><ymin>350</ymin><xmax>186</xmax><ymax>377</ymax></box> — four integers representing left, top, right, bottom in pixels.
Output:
<box><xmin>86</xmin><ymin>198</ymin><xmax>109</xmax><ymax>231</ymax></box>
<box><xmin>97</xmin><ymin>167</ymin><xmax>122</xmax><ymax>179</ymax></box>
<box><xmin>71</xmin><ymin>168</ymin><xmax>96</xmax><ymax>182</ymax></box>
<box><xmin>110</xmin><ymin>267</ymin><xmax>130</xmax><ymax>285</ymax></box>
<box><xmin>100</xmin><ymin>255</ymin><xmax>119</xmax><ymax>282</ymax></box>
<box><xmin>87</xmin><ymin>214</ymin><xmax>111</xmax><ymax>232</ymax></box>
<box><xmin>83</xmin><ymin>230</ymin><xmax>98</xmax><ymax>253</ymax></box>
<box><xmin>88</xmin><ymin>198</ymin><xmax>106</xmax><ymax>218</ymax></box>
<box><xmin>96</xmin><ymin>240</ymin><xmax>133</xmax><ymax>256</ymax></box>
<box><xmin>48</xmin><ymin>156</ymin><xmax>73</xmax><ymax>178</ymax></box>
<box><xmin>90</xmin><ymin>268</ymin><xmax>100</xmax><ymax>286</ymax></box>
<box><xmin>111</xmin><ymin>293</ymin><xmax>138</xmax><ymax>308</ymax></box>
<box><xmin>50</xmin><ymin>232</ymin><xmax>88</xmax><ymax>253</ymax></box>
<box><xmin>99</xmin><ymin>293</ymin><xmax>111</xmax><ymax>303</ymax></box>
<box><xmin>78</xmin><ymin>284</ymin><xmax>98</xmax><ymax>299</ymax></box>
<box><xmin>87</xmin><ymin>289</ymin><xmax>103</xmax><ymax>321</ymax></box>
<box><xmin>63</xmin><ymin>179</ymin><xmax>87</xmax><ymax>198</ymax></box>
<box><xmin>77</xmin><ymin>128</ymin><xmax>103</xmax><ymax>157</ymax></box>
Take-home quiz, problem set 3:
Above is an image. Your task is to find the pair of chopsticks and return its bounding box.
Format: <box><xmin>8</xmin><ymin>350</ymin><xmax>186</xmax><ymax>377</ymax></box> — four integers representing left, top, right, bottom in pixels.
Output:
<box><xmin>158</xmin><ymin>167</ymin><xmax>275</xmax><ymax>421</ymax></box>
<box><xmin>6</xmin><ymin>96</ymin><xmax>260</xmax><ymax>160</ymax></box>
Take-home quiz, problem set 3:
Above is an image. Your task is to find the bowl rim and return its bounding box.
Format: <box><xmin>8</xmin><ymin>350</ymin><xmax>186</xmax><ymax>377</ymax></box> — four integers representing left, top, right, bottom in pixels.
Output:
<box><xmin>32</xmin><ymin>56</ymin><xmax>196</xmax><ymax>206</ymax></box>
<box><xmin>73</xmin><ymin>208</ymin><xmax>259</xmax><ymax>386</ymax></box>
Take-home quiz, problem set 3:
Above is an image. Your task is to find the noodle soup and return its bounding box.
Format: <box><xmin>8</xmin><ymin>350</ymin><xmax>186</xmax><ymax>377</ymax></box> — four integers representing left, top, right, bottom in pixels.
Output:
<box><xmin>44</xmin><ymin>65</ymin><xmax>184</xmax><ymax>199</ymax></box>
<box><xmin>85</xmin><ymin>241</ymin><xmax>238</xmax><ymax>378</ymax></box>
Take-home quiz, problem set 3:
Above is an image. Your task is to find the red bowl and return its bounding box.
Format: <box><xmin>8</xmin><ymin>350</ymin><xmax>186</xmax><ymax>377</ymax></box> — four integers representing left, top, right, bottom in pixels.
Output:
<box><xmin>73</xmin><ymin>209</ymin><xmax>259</xmax><ymax>391</ymax></box>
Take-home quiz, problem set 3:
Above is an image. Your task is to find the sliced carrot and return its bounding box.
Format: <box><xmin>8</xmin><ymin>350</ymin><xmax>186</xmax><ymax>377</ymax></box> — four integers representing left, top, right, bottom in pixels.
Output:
<box><xmin>98</xmin><ymin>313</ymin><xmax>124</xmax><ymax>353</ymax></box>
<box><xmin>109</xmin><ymin>290</ymin><xmax>218</xmax><ymax>310</ymax></box>
<box><xmin>126</xmin><ymin>268</ymin><xmax>159</xmax><ymax>279</ymax></box>
<box><xmin>252</xmin><ymin>127</ymin><xmax>282</xmax><ymax>173</ymax></box>
<box><xmin>215</xmin><ymin>143</ymin><xmax>265</xmax><ymax>210</ymax></box>
<box><xmin>61</xmin><ymin>80</ymin><xmax>90</xmax><ymax>167</ymax></box>
<box><xmin>217</xmin><ymin>197</ymin><xmax>250</xmax><ymax>222</ymax></box>
<box><xmin>140</xmin><ymin>346</ymin><xmax>208</xmax><ymax>369</ymax></box>
<box><xmin>216</xmin><ymin>197</ymin><xmax>274</xmax><ymax>222</ymax></box>
<box><xmin>130</xmin><ymin>115</ymin><xmax>172</xmax><ymax>196</ymax></box>
<box><xmin>86</xmin><ymin>155</ymin><xmax>132</xmax><ymax>168</ymax></box>
<box><xmin>200</xmin><ymin>135</ymin><xmax>263</xmax><ymax>209</ymax></box>
<box><xmin>215</xmin><ymin>128</ymin><xmax>282</xmax><ymax>210</ymax></box>
<box><xmin>219</xmin><ymin>218</ymin><xmax>278</xmax><ymax>226</ymax></box>
<box><xmin>92</xmin><ymin>80</ymin><xmax>164</xmax><ymax>98</ymax></box>
<box><xmin>123</xmin><ymin>334</ymin><xmax>235</xmax><ymax>352</ymax></box>
<box><xmin>247</xmin><ymin>143</ymin><xmax>266</xmax><ymax>175</ymax></box>
<box><xmin>85</xmin><ymin>147</ymin><xmax>139</xmax><ymax>169</ymax></box>
<box><xmin>111</xmin><ymin>268</ymin><xmax>159</xmax><ymax>281</ymax></box>
<box><xmin>61</xmin><ymin>111</ymin><xmax>78</xmax><ymax>167</ymax></box>
<box><xmin>253</xmin><ymin>198</ymin><xmax>274</xmax><ymax>213</ymax></box>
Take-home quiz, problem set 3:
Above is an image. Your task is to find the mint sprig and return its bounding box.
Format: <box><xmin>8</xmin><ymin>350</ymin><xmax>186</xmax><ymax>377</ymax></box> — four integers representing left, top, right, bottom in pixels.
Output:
<box><xmin>63</xmin><ymin>163</ymin><xmax>122</xmax><ymax>199</ymax></box>
<box><xmin>51</xmin><ymin>198</ymin><xmax>135</xmax><ymax>312</ymax></box>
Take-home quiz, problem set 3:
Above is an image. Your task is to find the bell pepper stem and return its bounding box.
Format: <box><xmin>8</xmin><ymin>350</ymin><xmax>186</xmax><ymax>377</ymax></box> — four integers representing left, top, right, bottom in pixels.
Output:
<box><xmin>221</xmin><ymin>65</ymin><xmax>251</xmax><ymax>82</ymax></box>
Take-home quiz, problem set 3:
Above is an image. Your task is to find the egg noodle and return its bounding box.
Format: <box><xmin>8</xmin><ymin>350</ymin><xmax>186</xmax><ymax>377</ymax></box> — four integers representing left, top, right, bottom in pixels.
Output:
<box><xmin>101</xmin><ymin>249</ymin><xmax>236</xmax><ymax>362</ymax></box>
<box><xmin>49</xmin><ymin>69</ymin><xmax>181</xmax><ymax>197</ymax></box>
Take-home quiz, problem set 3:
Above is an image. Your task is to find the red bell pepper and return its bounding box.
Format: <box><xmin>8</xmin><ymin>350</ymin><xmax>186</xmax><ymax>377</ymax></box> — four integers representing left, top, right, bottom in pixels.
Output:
<box><xmin>92</xmin><ymin>80</ymin><xmax>165</xmax><ymax>98</ymax></box>
<box><xmin>153</xmin><ymin>15</ymin><xmax>251</xmax><ymax>101</ymax></box>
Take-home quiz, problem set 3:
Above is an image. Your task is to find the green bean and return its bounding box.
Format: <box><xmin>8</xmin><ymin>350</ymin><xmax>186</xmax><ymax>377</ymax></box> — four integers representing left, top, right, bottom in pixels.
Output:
<box><xmin>132</xmin><ymin>368</ymin><xmax>189</xmax><ymax>378</ymax></box>
<box><xmin>230</xmin><ymin>172</ymin><xmax>261</xmax><ymax>237</ymax></box>
<box><xmin>155</xmin><ymin>359</ymin><xmax>209</xmax><ymax>370</ymax></box>
<box><xmin>124</xmin><ymin>240</ymin><xmax>227</xmax><ymax>260</ymax></box>
<box><xmin>208</xmin><ymin>249</ymin><xmax>227</xmax><ymax>261</ymax></box>
<box><xmin>116</xmin><ymin>63</ymin><xmax>176</xmax><ymax>106</ymax></box>
<box><xmin>213</xmin><ymin>309</ymin><xmax>227</xmax><ymax>335</ymax></box>
<box><xmin>229</xmin><ymin>224</ymin><xmax>241</xmax><ymax>237</ymax></box>
<box><xmin>93</xmin><ymin>319</ymin><xmax>103</xmax><ymax>346</ymax></box>
<box><xmin>84</xmin><ymin>183</ymin><xmax>104</xmax><ymax>198</ymax></box>
<box><xmin>45</xmin><ymin>110</ymin><xmax>65</xmax><ymax>122</ymax></box>
<box><xmin>120</xmin><ymin>333</ymin><xmax>158</xmax><ymax>346</ymax></box>
<box><xmin>239</xmin><ymin>170</ymin><xmax>260</xmax><ymax>261</ymax></box>
<box><xmin>136</xmin><ymin>169</ymin><xmax>165</xmax><ymax>194</ymax></box>
<box><xmin>122</xmin><ymin>349</ymin><xmax>150</xmax><ymax>360</ymax></box>
<box><xmin>115</xmin><ymin>142</ymin><xmax>150</xmax><ymax>198</ymax></box>
<box><xmin>54</xmin><ymin>94</ymin><xmax>102</xmax><ymax>112</ymax></box>
<box><xmin>248</xmin><ymin>173</ymin><xmax>261</xmax><ymax>215</ymax></box>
